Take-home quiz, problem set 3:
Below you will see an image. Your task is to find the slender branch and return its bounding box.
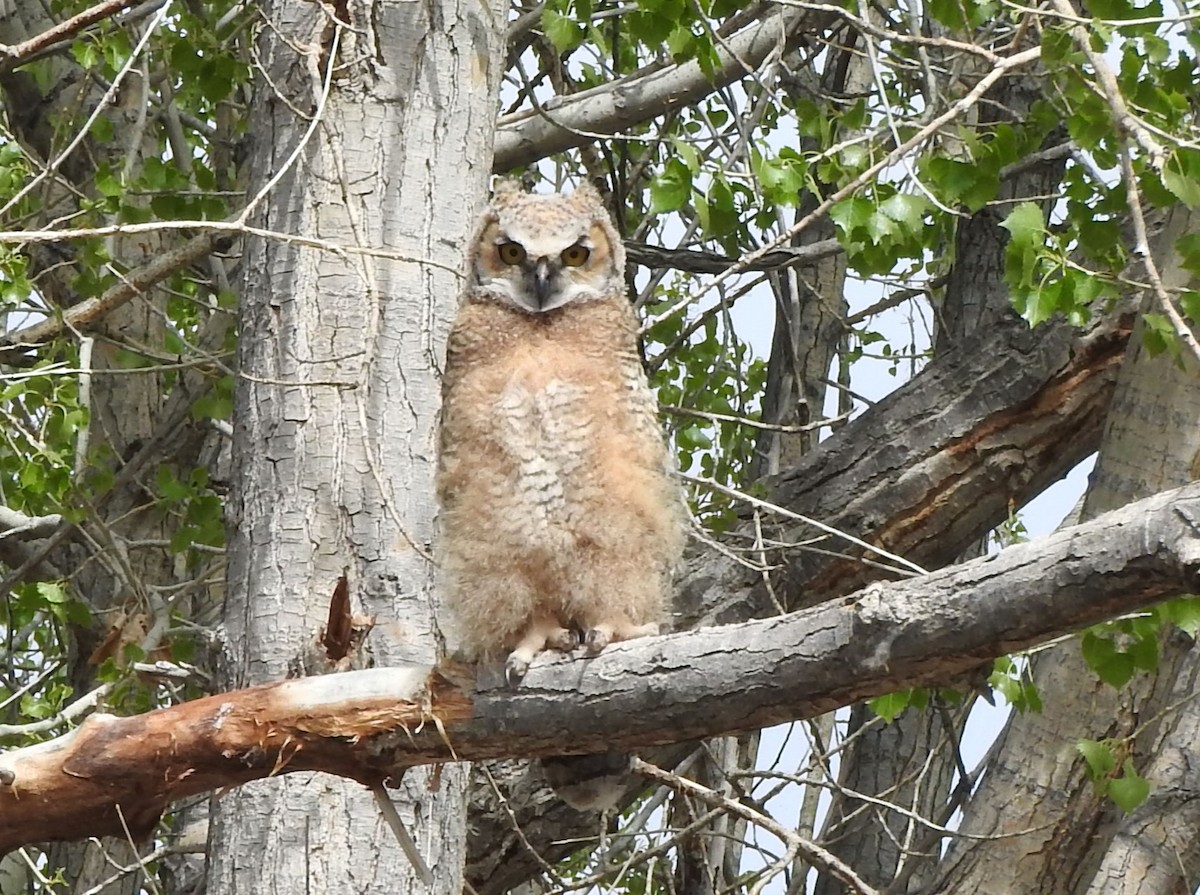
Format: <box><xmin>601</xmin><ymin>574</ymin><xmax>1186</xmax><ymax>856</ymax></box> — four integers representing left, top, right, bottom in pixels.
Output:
<box><xmin>633</xmin><ymin>757</ymin><xmax>882</xmax><ymax>895</ymax></box>
<box><xmin>0</xmin><ymin>0</ymin><xmax>145</xmax><ymax>74</ymax></box>
<box><xmin>0</xmin><ymin>683</ymin><xmax>113</xmax><ymax>737</ymax></box>
<box><xmin>0</xmin><ymin>233</ymin><xmax>223</xmax><ymax>362</ymax></box>
<box><xmin>626</xmin><ymin>238</ymin><xmax>843</xmax><ymax>274</ymax></box>
<box><xmin>493</xmin><ymin>7</ymin><xmax>825</xmax><ymax>170</ymax></box>
<box><xmin>640</xmin><ymin>44</ymin><xmax>1044</xmax><ymax>334</ymax></box>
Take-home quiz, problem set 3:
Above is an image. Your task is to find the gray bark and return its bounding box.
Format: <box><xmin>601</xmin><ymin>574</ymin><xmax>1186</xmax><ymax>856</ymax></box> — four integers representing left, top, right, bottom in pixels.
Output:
<box><xmin>207</xmin><ymin>0</ymin><xmax>504</xmax><ymax>891</ymax></box>
<box><xmin>466</xmin><ymin>286</ymin><xmax>1130</xmax><ymax>890</ymax></box>
<box><xmin>814</xmin><ymin>55</ymin><xmax>1072</xmax><ymax>892</ymax></box>
<box><xmin>931</xmin><ymin>209</ymin><xmax>1200</xmax><ymax>895</ymax></box>
<box><xmin>0</xmin><ymin>2</ymin><xmax>231</xmax><ymax>890</ymax></box>
<box><xmin>493</xmin><ymin>7</ymin><xmax>828</xmax><ymax>171</ymax></box>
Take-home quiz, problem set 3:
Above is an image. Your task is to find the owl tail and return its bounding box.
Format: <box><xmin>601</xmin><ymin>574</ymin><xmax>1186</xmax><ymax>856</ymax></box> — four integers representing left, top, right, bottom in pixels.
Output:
<box><xmin>539</xmin><ymin>752</ymin><xmax>635</xmax><ymax>811</ymax></box>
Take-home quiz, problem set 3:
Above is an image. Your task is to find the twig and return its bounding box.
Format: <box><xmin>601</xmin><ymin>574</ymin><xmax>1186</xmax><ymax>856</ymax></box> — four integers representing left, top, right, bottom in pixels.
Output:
<box><xmin>680</xmin><ymin>472</ymin><xmax>929</xmax><ymax>577</ymax></box>
<box><xmin>0</xmin><ymin>234</ymin><xmax>221</xmax><ymax>361</ymax></box>
<box><xmin>0</xmin><ymin>0</ymin><xmax>145</xmax><ymax>74</ymax></box>
<box><xmin>640</xmin><ymin>45</ymin><xmax>1043</xmax><ymax>334</ymax></box>
<box><xmin>0</xmin><ymin>683</ymin><xmax>113</xmax><ymax>737</ymax></box>
<box><xmin>632</xmin><ymin>757</ymin><xmax>882</xmax><ymax>895</ymax></box>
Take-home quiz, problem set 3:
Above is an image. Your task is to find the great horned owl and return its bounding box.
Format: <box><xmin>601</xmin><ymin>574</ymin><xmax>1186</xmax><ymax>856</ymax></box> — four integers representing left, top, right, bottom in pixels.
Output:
<box><xmin>437</xmin><ymin>181</ymin><xmax>686</xmax><ymax>687</ymax></box>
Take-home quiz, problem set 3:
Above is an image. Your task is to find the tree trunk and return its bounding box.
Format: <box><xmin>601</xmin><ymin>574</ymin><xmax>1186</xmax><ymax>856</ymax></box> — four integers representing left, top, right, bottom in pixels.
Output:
<box><xmin>931</xmin><ymin>207</ymin><xmax>1200</xmax><ymax>894</ymax></box>
<box><xmin>207</xmin><ymin>0</ymin><xmax>503</xmax><ymax>890</ymax></box>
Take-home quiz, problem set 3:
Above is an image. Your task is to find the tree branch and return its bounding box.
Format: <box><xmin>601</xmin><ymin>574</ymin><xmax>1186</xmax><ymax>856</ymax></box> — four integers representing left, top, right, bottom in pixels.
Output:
<box><xmin>0</xmin><ymin>232</ymin><xmax>224</xmax><ymax>363</ymax></box>
<box><xmin>492</xmin><ymin>7</ymin><xmax>828</xmax><ymax>171</ymax></box>
<box><xmin>626</xmin><ymin>237</ymin><xmax>842</xmax><ymax>274</ymax></box>
<box><xmin>2</xmin><ymin>481</ymin><xmax>1197</xmax><ymax>852</ymax></box>
<box><xmin>0</xmin><ymin>0</ymin><xmax>144</xmax><ymax>74</ymax></box>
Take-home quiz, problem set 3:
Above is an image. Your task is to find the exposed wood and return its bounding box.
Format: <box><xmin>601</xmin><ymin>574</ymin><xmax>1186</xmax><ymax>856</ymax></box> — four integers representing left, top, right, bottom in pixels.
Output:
<box><xmin>763</xmin><ymin>307</ymin><xmax>1132</xmax><ymax>607</ymax></box>
<box><xmin>2</xmin><ymin>481</ymin><xmax>1197</xmax><ymax>854</ymax></box>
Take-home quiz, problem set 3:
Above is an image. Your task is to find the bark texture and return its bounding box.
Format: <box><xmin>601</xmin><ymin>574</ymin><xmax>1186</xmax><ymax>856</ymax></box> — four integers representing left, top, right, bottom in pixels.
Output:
<box><xmin>929</xmin><ymin>207</ymin><xmax>1200</xmax><ymax>895</ymax></box>
<box><xmin>466</xmin><ymin>295</ymin><xmax>1131</xmax><ymax>889</ymax></box>
<box><xmin>207</xmin><ymin>0</ymin><xmax>504</xmax><ymax>891</ymax></box>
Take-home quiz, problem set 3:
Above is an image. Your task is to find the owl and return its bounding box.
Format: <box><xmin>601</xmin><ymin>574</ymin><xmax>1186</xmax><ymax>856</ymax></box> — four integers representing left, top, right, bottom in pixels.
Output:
<box><xmin>437</xmin><ymin>181</ymin><xmax>686</xmax><ymax>687</ymax></box>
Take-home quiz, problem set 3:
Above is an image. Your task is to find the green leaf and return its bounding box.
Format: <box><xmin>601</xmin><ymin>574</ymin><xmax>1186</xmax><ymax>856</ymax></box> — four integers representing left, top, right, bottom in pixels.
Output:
<box><xmin>695</xmin><ymin>177</ymin><xmax>738</xmax><ymax>240</ymax></box>
<box><xmin>677</xmin><ymin>424</ymin><xmax>712</xmax><ymax>450</ymax></box>
<box><xmin>1108</xmin><ymin>761</ymin><xmax>1150</xmax><ymax>812</ymax></box>
<box><xmin>1081</xmin><ymin>631</ymin><xmax>1136</xmax><ymax>688</ymax></box>
<box><xmin>1140</xmin><ymin>312</ymin><xmax>1177</xmax><ymax>358</ymax></box>
<box><xmin>542</xmin><ymin>8</ymin><xmax>583</xmax><ymax>52</ymax></box>
<box><xmin>1020</xmin><ymin>277</ymin><xmax>1064</xmax><ymax>327</ymax></box>
<box><xmin>878</xmin><ymin>193</ymin><xmax>926</xmax><ymax>230</ymax></box>
<box><xmin>988</xmin><ymin>656</ymin><xmax>1043</xmax><ymax>712</ymax></box>
<box><xmin>870</xmin><ymin>689</ymin><xmax>914</xmax><ymax>722</ymax></box>
<box><xmin>1158</xmin><ymin>595</ymin><xmax>1200</xmax><ymax>637</ymax></box>
<box><xmin>755</xmin><ymin>149</ymin><xmax>807</xmax><ymax>205</ymax></box>
<box><xmin>1178</xmin><ymin>233</ymin><xmax>1200</xmax><ymax>277</ymax></box>
<box><xmin>1000</xmin><ymin>201</ymin><xmax>1046</xmax><ymax>243</ymax></box>
<box><xmin>1163</xmin><ymin>149</ymin><xmax>1200</xmax><ymax>208</ymax></box>
<box><xmin>829</xmin><ymin>196</ymin><xmax>873</xmax><ymax>237</ymax></box>
<box><xmin>665</xmin><ymin>23</ymin><xmax>698</xmax><ymax>61</ymax></box>
<box><xmin>36</xmin><ymin>581</ymin><xmax>69</xmax><ymax>605</ymax></box>
<box><xmin>649</xmin><ymin>158</ymin><xmax>692</xmax><ymax>214</ymax></box>
<box><xmin>1077</xmin><ymin>739</ymin><xmax>1116</xmax><ymax>779</ymax></box>
<box><xmin>1126</xmin><ymin>633</ymin><xmax>1159</xmax><ymax>671</ymax></box>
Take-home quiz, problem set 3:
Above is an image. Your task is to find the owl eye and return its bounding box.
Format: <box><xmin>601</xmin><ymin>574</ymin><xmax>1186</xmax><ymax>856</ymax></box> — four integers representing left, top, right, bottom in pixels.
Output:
<box><xmin>560</xmin><ymin>244</ymin><xmax>590</xmax><ymax>267</ymax></box>
<box><xmin>497</xmin><ymin>242</ymin><xmax>527</xmax><ymax>265</ymax></box>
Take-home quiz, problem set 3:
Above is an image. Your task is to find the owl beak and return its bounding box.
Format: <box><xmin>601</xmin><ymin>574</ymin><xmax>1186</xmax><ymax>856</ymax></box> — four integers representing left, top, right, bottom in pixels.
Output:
<box><xmin>532</xmin><ymin>258</ymin><xmax>556</xmax><ymax>309</ymax></box>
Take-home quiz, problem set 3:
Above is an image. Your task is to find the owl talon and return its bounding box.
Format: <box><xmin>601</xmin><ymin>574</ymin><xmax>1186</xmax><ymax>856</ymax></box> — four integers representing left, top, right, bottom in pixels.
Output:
<box><xmin>584</xmin><ymin>628</ymin><xmax>610</xmax><ymax>654</ymax></box>
<box><xmin>548</xmin><ymin>627</ymin><xmax>580</xmax><ymax>652</ymax></box>
<box><xmin>505</xmin><ymin>654</ymin><xmax>531</xmax><ymax>688</ymax></box>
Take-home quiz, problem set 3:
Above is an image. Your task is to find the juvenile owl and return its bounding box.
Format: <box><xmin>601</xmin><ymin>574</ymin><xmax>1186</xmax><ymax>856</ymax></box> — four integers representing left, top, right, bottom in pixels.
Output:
<box><xmin>437</xmin><ymin>181</ymin><xmax>686</xmax><ymax>686</ymax></box>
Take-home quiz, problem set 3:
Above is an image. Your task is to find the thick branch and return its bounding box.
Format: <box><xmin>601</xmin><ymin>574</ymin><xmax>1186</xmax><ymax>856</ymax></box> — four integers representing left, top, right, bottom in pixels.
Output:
<box><xmin>492</xmin><ymin>8</ymin><xmax>827</xmax><ymax>171</ymax></box>
<box><xmin>2</xmin><ymin>482</ymin><xmax>1197</xmax><ymax>852</ymax></box>
<box><xmin>672</xmin><ymin>308</ymin><xmax>1132</xmax><ymax>639</ymax></box>
<box><xmin>626</xmin><ymin>237</ymin><xmax>842</xmax><ymax>274</ymax></box>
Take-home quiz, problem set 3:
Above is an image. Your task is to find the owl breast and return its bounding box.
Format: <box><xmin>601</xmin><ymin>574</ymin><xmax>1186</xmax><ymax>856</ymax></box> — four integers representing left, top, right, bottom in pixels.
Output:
<box><xmin>437</xmin><ymin>299</ymin><xmax>685</xmax><ymax>670</ymax></box>
<box><xmin>494</xmin><ymin>375</ymin><xmax>594</xmax><ymax>547</ymax></box>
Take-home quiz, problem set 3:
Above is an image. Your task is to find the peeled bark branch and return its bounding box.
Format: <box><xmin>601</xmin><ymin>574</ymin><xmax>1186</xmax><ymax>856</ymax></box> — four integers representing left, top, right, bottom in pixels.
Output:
<box><xmin>2</xmin><ymin>481</ymin><xmax>1197</xmax><ymax>853</ymax></box>
<box><xmin>0</xmin><ymin>0</ymin><xmax>143</xmax><ymax>74</ymax></box>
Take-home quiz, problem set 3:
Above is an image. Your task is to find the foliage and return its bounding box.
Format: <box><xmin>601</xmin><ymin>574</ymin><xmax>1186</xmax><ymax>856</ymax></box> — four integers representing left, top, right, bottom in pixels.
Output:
<box><xmin>1077</xmin><ymin>738</ymin><xmax>1152</xmax><ymax>812</ymax></box>
<box><xmin>1</xmin><ymin>0</ymin><xmax>1199</xmax><ymax>891</ymax></box>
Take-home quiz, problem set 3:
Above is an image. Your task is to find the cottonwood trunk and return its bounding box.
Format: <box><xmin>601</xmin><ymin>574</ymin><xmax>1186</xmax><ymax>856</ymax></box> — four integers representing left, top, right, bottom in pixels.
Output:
<box><xmin>207</xmin><ymin>0</ymin><xmax>503</xmax><ymax>890</ymax></box>
<box><xmin>932</xmin><ymin>208</ymin><xmax>1200</xmax><ymax>893</ymax></box>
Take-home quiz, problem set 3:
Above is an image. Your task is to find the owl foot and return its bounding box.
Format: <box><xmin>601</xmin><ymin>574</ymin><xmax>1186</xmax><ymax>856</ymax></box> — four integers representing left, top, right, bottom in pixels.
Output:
<box><xmin>583</xmin><ymin>621</ymin><xmax>660</xmax><ymax>655</ymax></box>
<box><xmin>547</xmin><ymin>627</ymin><xmax>581</xmax><ymax>652</ymax></box>
<box><xmin>505</xmin><ymin>617</ymin><xmax>579</xmax><ymax>687</ymax></box>
<box><xmin>504</xmin><ymin>653</ymin><xmax>531</xmax><ymax>688</ymax></box>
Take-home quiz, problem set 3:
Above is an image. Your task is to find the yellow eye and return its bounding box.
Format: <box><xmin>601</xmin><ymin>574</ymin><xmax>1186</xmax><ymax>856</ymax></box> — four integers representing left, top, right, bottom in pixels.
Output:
<box><xmin>497</xmin><ymin>242</ymin><xmax>526</xmax><ymax>265</ymax></box>
<box><xmin>561</xmin><ymin>244</ymin><xmax>590</xmax><ymax>267</ymax></box>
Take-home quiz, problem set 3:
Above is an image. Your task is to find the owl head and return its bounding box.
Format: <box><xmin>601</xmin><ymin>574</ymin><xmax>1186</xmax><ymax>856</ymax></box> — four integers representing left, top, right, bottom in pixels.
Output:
<box><xmin>467</xmin><ymin>180</ymin><xmax>626</xmax><ymax>314</ymax></box>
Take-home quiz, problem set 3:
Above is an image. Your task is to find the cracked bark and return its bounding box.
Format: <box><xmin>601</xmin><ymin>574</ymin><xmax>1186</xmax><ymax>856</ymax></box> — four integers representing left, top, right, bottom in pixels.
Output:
<box><xmin>207</xmin><ymin>0</ymin><xmax>504</xmax><ymax>891</ymax></box>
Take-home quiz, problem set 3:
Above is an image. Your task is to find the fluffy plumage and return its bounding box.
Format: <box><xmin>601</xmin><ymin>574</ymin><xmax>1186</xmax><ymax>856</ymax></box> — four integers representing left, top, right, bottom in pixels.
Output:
<box><xmin>437</xmin><ymin>182</ymin><xmax>685</xmax><ymax>686</ymax></box>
